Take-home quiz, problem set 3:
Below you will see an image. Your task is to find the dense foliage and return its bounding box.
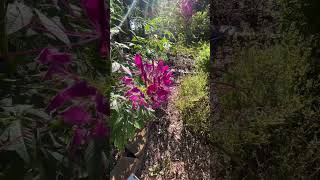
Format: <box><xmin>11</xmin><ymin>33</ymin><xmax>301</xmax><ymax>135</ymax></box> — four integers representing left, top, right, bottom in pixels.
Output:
<box><xmin>176</xmin><ymin>72</ymin><xmax>209</xmax><ymax>133</ymax></box>
<box><xmin>215</xmin><ymin>38</ymin><xmax>318</xmax><ymax>178</ymax></box>
<box><xmin>2</xmin><ymin>0</ymin><xmax>319</xmax><ymax>179</ymax></box>
<box><xmin>109</xmin><ymin>0</ymin><xmax>208</xmax><ymax>151</ymax></box>
<box><xmin>0</xmin><ymin>0</ymin><xmax>111</xmax><ymax>179</ymax></box>
<box><xmin>174</xmin><ymin>0</ymin><xmax>320</xmax><ymax>179</ymax></box>
<box><xmin>205</xmin><ymin>0</ymin><xmax>320</xmax><ymax>178</ymax></box>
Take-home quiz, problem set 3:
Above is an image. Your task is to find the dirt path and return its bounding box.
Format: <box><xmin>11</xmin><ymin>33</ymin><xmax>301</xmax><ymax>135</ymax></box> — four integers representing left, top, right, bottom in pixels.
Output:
<box><xmin>137</xmin><ymin>55</ymin><xmax>216</xmax><ymax>179</ymax></box>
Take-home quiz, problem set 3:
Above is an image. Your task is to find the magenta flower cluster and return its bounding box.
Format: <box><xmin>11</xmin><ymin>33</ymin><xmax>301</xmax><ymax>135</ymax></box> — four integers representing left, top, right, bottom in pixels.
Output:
<box><xmin>180</xmin><ymin>0</ymin><xmax>194</xmax><ymax>20</ymax></box>
<box><xmin>122</xmin><ymin>54</ymin><xmax>173</xmax><ymax>109</ymax></box>
<box><xmin>37</xmin><ymin>48</ymin><xmax>109</xmax><ymax>152</ymax></box>
<box><xmin>81</xmin><ymin>0</ymin><xmax>109</xmax><ymax>57</ymax></box>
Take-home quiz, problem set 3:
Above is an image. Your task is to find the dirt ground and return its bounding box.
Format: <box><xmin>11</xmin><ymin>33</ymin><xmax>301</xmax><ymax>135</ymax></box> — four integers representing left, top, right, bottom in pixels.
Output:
<box><xmin>137</xmin><ymin>55</ymin><xmax>217</xmax><ymax>179</ymax></box>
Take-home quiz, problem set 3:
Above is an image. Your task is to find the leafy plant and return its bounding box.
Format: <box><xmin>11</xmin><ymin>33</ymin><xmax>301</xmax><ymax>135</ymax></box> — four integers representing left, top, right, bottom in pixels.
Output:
<box><xmin>194</xmin><ymin>42</ymin><xmax>210</xmax><ymax>72</ymax></box>
<box><xmin>37</xmin><ymin>48</ymin><xmax>109</xmax><ymax>152</ymax></box>
<box><xmin>131</xmin><ymin>21</ymin><xmax>174</xmax><ymax>61</ymax></box>
<box><xmin>190</xmin><ymin>9</ymin><xmax>210</xmax><ymax>42</ymax></box>
<box><xmin>0</xmin><ymin>0</ymin><xmax>111</xmax><ymax>179</ymax></box>
<box><xmin>176</xmin><ymin>72</ymin><xmax>210</xmax><ymax>133</ymax></box>
<box><xmin>122</xmin><ymin>54</ymin><xmax>173</xmax><ymax>109</ymax></box>
<box><xmin>109</xmin><ymin>54</ymin><xmax>173</xmax><ymax>149</ymax></box>
<box><xmin>212</xmin><ymin>38</ymin><xmax>320</xmax><ymax>178</ymax></box>
<box><xmin>109</xmin><ymin>93</ymin><xmax>153</xmax><ymax>149</ymax></box>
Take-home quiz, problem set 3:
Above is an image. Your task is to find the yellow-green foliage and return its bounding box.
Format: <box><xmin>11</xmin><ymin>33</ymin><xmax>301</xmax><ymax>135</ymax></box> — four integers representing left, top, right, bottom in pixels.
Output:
<box><xmin>190</xmin><ymin>8</ymin><xmax>210</xmax><ymax>42</ymax></box>
<box><xmin>212</xmin><ymin>36</ymin><xmax>320</xmax><ymax>178</ymax></box>
<box><xmin>217</xmin><ymin>42</ymin><xmax>309</xmax><ymax>144</ymax></box>
<box><xmin>172</xmin><ymin>45</ymin><xmax>192</xmax><ymax>56</ymax></box>
<box><xmin>195</xmin><ymin>42</ymin><xmax>210</xmax><ymax>72</ymax></box>
<box><xmin>176</xmin><ymin>73</ymin><xmax>210</xmax><ymax>133</ymax></box>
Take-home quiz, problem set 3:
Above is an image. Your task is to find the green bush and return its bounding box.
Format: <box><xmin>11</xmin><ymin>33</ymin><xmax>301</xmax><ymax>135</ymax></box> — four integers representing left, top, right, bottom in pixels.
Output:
<box><xmin>176</xmin><ymin>73</ymin><xmax>210</xmax><ymax>133</ymax></box>
<box><xmin>190</xmin><ymin>8</ymin><xmax>210</xmax><ymax>42</ymax></box>
<box><xmin>194</xmin><ymin>42</ymin><xmax>210</xmax><ymax>72</ymax></box>
<box><xmin>211</xmin><ymin>37</ymin><xmax>320</xmax><ymax>178</ymax></box>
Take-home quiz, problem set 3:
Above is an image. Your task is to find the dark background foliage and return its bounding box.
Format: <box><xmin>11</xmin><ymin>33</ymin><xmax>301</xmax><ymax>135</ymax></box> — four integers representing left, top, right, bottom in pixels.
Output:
<box><xmin>1</xmin><ymin>0</ymin><xmax>111</xmax><ymax>179</ymax></box>
<box><xmin>208</xmin><ymin>0</ymin><xmax>320</xmax><ymax>178</ymax></box>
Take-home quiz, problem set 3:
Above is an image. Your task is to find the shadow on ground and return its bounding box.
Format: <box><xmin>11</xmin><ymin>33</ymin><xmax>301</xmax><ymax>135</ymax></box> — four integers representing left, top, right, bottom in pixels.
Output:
<box><xmin>137</xmin><ymin>55</ymin><xmax>217</xmax><ymax>179</ymax></box>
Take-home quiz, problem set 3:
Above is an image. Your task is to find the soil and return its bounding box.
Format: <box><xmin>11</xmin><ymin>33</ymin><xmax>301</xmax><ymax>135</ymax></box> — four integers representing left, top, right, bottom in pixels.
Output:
<box><xmin>137</xmin><ymin>55</ymin><xmax>217</xmax><ymax>179</ymax></box>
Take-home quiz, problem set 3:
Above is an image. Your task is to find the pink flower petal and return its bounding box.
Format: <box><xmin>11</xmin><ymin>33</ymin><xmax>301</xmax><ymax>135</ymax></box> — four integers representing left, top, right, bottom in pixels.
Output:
<box><xmin>122</xmin><ymin>76</ymin><xmax>133</xmax><ymax>86</ymax></box>
<box><xmin>91</xmin><ymin>120</ymin><xmax>109</xmax><ymax>140</ymax></box>
<box><xmin>37</xmin><ymin>48</ymin><xmax>72</xmax><ymax>65</ymax></box>
<box><xmin>162</xmin><ymin>65</ymin><xmax>169</xmax><ymax>72</ymax></box>
<box><xmin>81</xmin><ymin>0</ymin><xmax>109</xmax><ymax>57</ymax></box>
<box><xmin>70</xmin><ymin>128</ymin><xmax>87</xmax><ymax>151</ymax></box>
<box><xmin>64</xmin><ymin>81</ymin><xmax>97</xmax><ymax>98</ymax></box>
<box><xmin>180</xmin><ymin>0</ymin><xmax>193</xmax><ymax>19</ymax></box>
<box><xmin>60</xmin><ymin>106</ymin><xmax>90</xmax><ymax>125</ymax></box>
<box><xmin>49</xmin><ymin>53</ymin><xmax>72</xmax><ymax>64</ymax></box>
<box><xmin>42</xmin><ymin>64</ymin><xmax>68</xmax><ymax>81</ymax></box>
<box><xmin>99</xmin><ymin>40</ymin><xmax>109</xmax><ymax>57</ymax></box>
<box><xmin>139</xmin><ymin>98</ymin><xmax>148</xmax><ymax>108</ymax></box>
<box><xmin>37</xmin><ymin>48</ymin><xmax>58</xmax><ymax>64</ymax></box>
<box><xmin>46</xmin><ymin>81</ymin><xmax>97</xmax><ymax>112</ymax></box>
<box><xmin>95</xmin><ymin>92</ymin><xmax>109</xmax><ymax>115</ymax></box>
<box><xmin>46</xmin><ymin>92</ymin><xmax>68</xmax><ymax>113</ymax></box>
<box><xmin>122</xmin><ymin>55</ymin><xmax>173</xmax><ymax>110</ymax></box>
<box><xmin>134</xmin><ymin>54</ymin><xmax>143</xmax><ymax>69</ymax></box>
<box><xmin>147</xmin><ymin>84</ymin><xmax>157</xmax><ymax>95</ymax></box>
<box><xmin>129</xmin><ymin>95</ymin><xmax>139</xmax><ymax>102</ymax></box>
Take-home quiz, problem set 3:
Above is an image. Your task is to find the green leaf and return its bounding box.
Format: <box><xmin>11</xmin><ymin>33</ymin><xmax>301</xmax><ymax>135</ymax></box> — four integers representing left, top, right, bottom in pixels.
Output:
<box><xmin>85</xmin><ymin>141</ymin><xmax>105</xmax><ymax>180</ymax></box>
<box><xmin>34</xmin><ymin>9</ymin><xmax>70</xmax><ymax>45</ymax></box>
<box><xmin>0</xmin><ymin>120</ymin><xmax>30</xmax><ymax>163</ymax></box>
<box><xmin>0</xmin><ymin>98</ymin><xmax>12</xmax><ymax>106</ymax></box>
<box><xmin>6</xmin><ymin>2</ymin><xmax>33</xmax><ymax>35</ymax></box>
<box><xmin>110</xmin><ymin>99</ymin><xmax>119</xmax><ymax>112</ymax></box>
<box><xmin>1</xmin><ymin>104</ymin><xmax>33</xmax><ymax>116</ymax></box>
<box><xmin>112</xmin><ymin>62</ymin><xmax>121</xmax><ymax>73</ymax></box>
<box><xmin>27</xmin><ymin>108</ymin><xmax>50</xmax><ymax>121</ymax></box>
<box><xmin>47</xmin><ymin>150</ymin><xmax>63</xmax><ymax>162</ymax></box>
<box><xmin>133</xmin><ymin>120</ymin><xmax>142</xmax><ymax>129</ymax></box>
<box><xmin>121</xmin><ymin>65</ymin><xmax>132</xmax><ymax>76</ymax></box>
<box><xmin>114</xmin><ymin>42</ymin><xmax>130</xmax><ymax>49</ymax></box>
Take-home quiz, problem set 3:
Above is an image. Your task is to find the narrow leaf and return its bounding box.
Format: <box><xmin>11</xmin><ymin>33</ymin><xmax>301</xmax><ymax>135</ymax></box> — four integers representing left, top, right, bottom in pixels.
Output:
<box><xmin>112</xmin><ymin>62</ymin><xmax>121</xmax><ymax>73</ymax></box>
<box><xmin>121</xmin><ymin>65</ymin><xmax>132</xmax><ymax>77</ymax></box>
<box><xmin>35</xmin><ymin>9</ymin><xmax>70</xmax><ymax>45</ymax></box>
<box><xmin>6</xmin><ymin>2</ymin><xmax>33</xmax><ymax>34</ymax></box>
<box><xmin>0</xmin><ymin>121</ymin><xmax>30</xmax><ymax>163</ymax></box>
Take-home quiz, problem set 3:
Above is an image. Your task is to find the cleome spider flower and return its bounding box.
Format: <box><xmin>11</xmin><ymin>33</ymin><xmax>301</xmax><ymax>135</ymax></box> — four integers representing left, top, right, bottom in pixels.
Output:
<box><xmin>122</xmin><ymin>54</ymin><xmax>173</xmax><ymax>110</ymax></box>
<box><xmin>81</xmin><ymin>0</ymin><xmax>109</xmax><ymax>57</ymax></box>
<box><xmin>180</xmin><ymin>0</ymin><xmax>194</xmax><ymax>20</ymax></box>
<box><xmin>37</xmin><ymin>48</ymin><xmax>109</xmax><ymax>153</ymax></box>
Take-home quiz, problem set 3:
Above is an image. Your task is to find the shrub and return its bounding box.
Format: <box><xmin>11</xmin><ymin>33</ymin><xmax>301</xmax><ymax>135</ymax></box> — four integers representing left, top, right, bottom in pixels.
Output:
<box><xmin>176</xmin><ymin>72</ymin><xmax>210</xmax><ymax>133</ymax></box>
<box><xmin>190</xmin><ymin>8</ymin><xmax>210</xmax><ymax>42</ymax></box>
<box><xmin>212</xmin><ymin>37</ymin><xmax>320</xmax><ymax>178</ymax></box>
<box><xmin>194</xmin><ymin>42</ymin><xmax>210</xmax><ymax>72</ymax></box>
